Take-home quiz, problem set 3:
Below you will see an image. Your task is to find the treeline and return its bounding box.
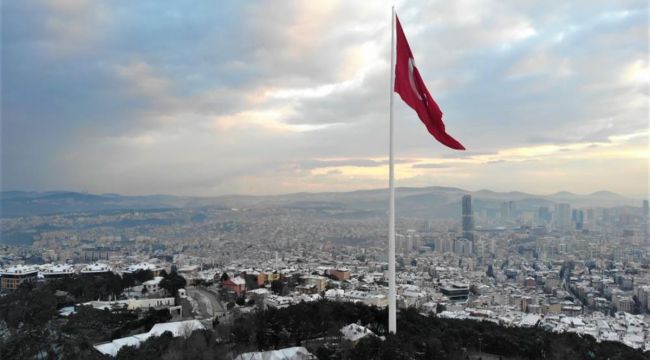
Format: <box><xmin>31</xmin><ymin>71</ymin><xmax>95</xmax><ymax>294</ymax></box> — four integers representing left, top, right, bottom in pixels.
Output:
<box><xmin>229</xmin><ymin>301</ymin><xmax>648</xmax><ymax>360</ymax></box>
<box><xmin>2</xmin><ymin>275</ymin><xmax>647</xmax><ymax>360</ymax></box>
<box><xmin>0</xmin><ymin>281</ymin><xmax>172</xmax><ymax>359</ymax></box>
<box><xmin>110</xmin><ymin>300</ymin><xmax>648</xmax><ymax>360</ymax></box>
<box><xmin>0</xmin><ymin>270</ymin><xmax>186</xmax><ymax>359</ymax></box>
<box><xmin>42</xmin><ymin>269</ymin><xmax>185</xmax><ymax>302</ymax></box>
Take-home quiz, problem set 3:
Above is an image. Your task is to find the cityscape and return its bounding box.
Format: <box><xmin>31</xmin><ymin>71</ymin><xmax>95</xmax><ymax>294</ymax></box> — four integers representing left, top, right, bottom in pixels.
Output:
<box><xmin>0</xmin><ymin>188</ymin><xmax>649</xmax><ymax>358</ymax></box>
<box><xmin>2</xmin><ymin>1</ymin><xmax>648</xmax><ymax>359</ymax></box>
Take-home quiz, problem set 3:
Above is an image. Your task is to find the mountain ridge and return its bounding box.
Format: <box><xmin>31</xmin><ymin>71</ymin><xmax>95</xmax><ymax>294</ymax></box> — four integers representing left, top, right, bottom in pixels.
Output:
<box><xmin>0</xmin><ymin>187</ymin><xmax>643</xmax><ymax>218</ymax></box>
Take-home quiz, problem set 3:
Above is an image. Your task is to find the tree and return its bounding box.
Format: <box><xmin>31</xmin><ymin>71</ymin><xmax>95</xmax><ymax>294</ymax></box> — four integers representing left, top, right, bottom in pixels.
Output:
<box><xmin>486</xmin><ymin>265</ymin><xmax>495</xmax><ymax>278</ymax></box>
<box><xmin>270</xmin><ymin>280</ymin><xmax>283</xmax><ymax>294</ymax></box>
<box><xmin>469</xmin><ymin>285</ymin><xmax>479</xmax><ymax>295</ymax></box>
<box><xmin>0</xmin><ymin>282</ymin><xmax>58</xmax><ymax>329</ymax></box>
<box><xmin>632</xmin><ymin>295</ymin><xmax>642</xmax><ymax>314</ymax></box>
<box><xmin>191</xmin><ymin>278</ymin><xmax>209</xmax><ymax>287</ymax></box>
<box><xmin>160</xmin><ymin>271</ymin><xmax>187</xmax><ymax>297</ymax></box>
<box><xmin>220</xmin><ymin>272</ymin><xmax>230</xmax><ymax>282</ymax></box>
<box><xmin>436</xmin><ymin>303</ymin><xmax>446</xmax><ymax>314</ymax></box>
<box><xmin>131</xmin><ymin>269</ymin><xmax>154</xmax><ymax>284</ymax></box>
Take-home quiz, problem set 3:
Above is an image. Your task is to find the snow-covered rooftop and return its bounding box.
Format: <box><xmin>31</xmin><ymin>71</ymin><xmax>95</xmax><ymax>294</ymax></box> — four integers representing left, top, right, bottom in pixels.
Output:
<box><xmin>39</xmin><ymin>264</ymin><xmax>75</xmax><ymax>275</ymax></box>
<box><xmin>94</xmin><ymin>320</ymin><xmax>205</xmax><ymax>357</ymax></box>
<box><xmin>234</xmin><ymin>347</ymin><xmax>315</xmax><ymax>360</ymax></box>
<box><xmin>122</xmin><ymin>262</ymin><xmax>162</xmax><ymax>273</ymax></box>
<box><xmin>1</xmin><ymin>264</ymin><xmax>38</xmax><ymax>275</ymax></box>
<box><xmin>340</xmin><ymin>323</ymin><xmax>375</xmax><ymax>342</ymax></box>
<box><xmin>81</xmin><ymin>263</ymin><xmax>112</xmax><ymax>273</ymax></box>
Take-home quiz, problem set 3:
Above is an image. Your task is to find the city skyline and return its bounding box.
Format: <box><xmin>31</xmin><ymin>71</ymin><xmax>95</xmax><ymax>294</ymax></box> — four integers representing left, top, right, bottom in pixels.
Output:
<box><xmin>2</xmin><ymin>1</ymin><xmax>648</xmax><ymax>197</ymax></box>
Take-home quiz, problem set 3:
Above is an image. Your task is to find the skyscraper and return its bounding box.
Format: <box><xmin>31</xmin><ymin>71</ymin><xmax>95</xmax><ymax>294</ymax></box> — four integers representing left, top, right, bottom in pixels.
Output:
<box><xmin>500</xmin><ymin>202</ymin><xmax>509</xmax><ymax>221</ymax></box>
<box><xmin>508</xmin><ymin>201</ymin><xmax>516</xmax><ymax>221</ymax></box>
<box><xmin>537</xmin><ymin>206</ymin><xmax>552</xmax><ymax>225</ymax></box>
<box><xmin>643</xmin><ymin>200</ymin><xmax>650</xmax><ymax>244</ymax></box>
<box><xmin>574</xmin><ymin>210</ymin><xmax>584</xmax><ymax>230</ymax></box>
<box><xmin>462</xmin><ymin>195</ymin><xmax>474</xmax><ymax>241</ymax></box>
<box><xmin>555</xmin><ymin>203</ymin><xmax>571</xmax><ymax>231</ymax></box>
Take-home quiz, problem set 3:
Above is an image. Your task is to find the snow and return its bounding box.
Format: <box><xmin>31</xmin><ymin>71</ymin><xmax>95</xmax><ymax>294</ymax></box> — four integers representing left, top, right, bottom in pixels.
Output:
<box><xmin>230</xmin><ymin>276</ymin><xmax>246</xmax><ymax>285</ymax></box>
<box><xmin>519</xmin><ymin>314</ymin><xmax>541</xmax><ymax>327</ymax></box>
<box><xmin>340</xmin><ymin>323</ymin><xmax>375</xmax><ymax>342</ymax></box>
<box><xmin>2</xmin><ymin>265</ymin><xmax>38</xmax><ymax>275</ymax></box>
<box><xmin>94</xmin><ymin>320</ymin><xmax>205</xmax><ymax>357</ymax></box>
<box><xmin>234</xmin><ymin>346</ymin><xmax>314</xmax><ymax>360</ymax></box>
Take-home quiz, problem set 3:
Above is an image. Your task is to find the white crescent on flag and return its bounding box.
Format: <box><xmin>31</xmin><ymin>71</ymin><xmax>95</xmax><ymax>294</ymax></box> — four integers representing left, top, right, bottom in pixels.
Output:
<box><xmin>407</xmin><ymin>57</ymin><xmax>422</xmax><ymax>100</ymax></box>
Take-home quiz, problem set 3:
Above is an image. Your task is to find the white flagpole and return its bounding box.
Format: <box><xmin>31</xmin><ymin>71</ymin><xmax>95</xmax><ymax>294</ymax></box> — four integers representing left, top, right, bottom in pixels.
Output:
<box><xmin>388</xmin><ymin>5</ymin><xmax>397</xmax><ymax>334</ymax></box>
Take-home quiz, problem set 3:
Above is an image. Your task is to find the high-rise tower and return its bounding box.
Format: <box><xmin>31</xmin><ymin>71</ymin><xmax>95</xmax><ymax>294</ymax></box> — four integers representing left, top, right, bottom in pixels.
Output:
<box><xmin>555</xmin><ymin>203</ymin><xmax>571</xmax><ymax>231</ymax></box>
<box><xmin>643</xmin><ymin>200</ymin><xmax>650</xmax><ymax>245</ymax></box>
<box><xmin>462</xmin><ymin>195</ymin><xmax>474</xmax><ymax>241</ymax></box>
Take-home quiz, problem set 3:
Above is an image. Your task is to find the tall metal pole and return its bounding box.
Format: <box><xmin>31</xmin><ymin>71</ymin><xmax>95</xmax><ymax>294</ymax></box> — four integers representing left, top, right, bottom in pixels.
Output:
<box><xmin>388</xmin><ymin>5</ymin><xmax>397</xmax><ymax>334</ymax></box>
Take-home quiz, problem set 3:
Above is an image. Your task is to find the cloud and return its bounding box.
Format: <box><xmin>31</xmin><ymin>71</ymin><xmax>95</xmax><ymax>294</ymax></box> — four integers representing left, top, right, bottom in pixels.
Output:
<box><xmin>299</xmin><ymin>158</ymin><xmax>385</xmax><ymax>170</ymax></box>
<box><xmin>411</xmin><ymin>163</ymin><xmax>454</xmax><ymax>169</ymax></box>
<box><xmin>1</xmin><ymin>0</ymin><xmax>648</xmax><ymax>196</ymax></box>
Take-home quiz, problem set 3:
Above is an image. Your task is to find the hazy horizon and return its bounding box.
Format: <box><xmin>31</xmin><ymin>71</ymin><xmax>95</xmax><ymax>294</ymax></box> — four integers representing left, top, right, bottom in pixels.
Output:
<box><xmin>1</xmin><ymin>184</ymin><xmax>647</xmax><ymax>200</ymax></box>
<box><xmin>2</xmin><ymin>1</ymin><xmax>648</xmax><ymax>197</ymax></box>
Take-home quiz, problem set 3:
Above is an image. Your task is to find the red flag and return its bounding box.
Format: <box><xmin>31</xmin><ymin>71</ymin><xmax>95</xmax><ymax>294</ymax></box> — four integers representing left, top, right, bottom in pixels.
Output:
<box><xmin>394</xmin><ymin>16</ymin><xmax>465</xmax><ymax>150</ymax></box>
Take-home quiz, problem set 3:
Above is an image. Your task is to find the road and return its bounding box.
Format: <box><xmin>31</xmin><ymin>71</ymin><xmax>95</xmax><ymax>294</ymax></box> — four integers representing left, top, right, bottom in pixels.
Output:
<box><xmin>186</xmin><ymin>286</ymin><xmax>227</xmax><ymax>321</ymax></box>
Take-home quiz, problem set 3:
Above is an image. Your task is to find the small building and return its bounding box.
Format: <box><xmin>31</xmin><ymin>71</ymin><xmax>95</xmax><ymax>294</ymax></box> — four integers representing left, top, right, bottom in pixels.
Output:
<box><xmin>243</xmin><ymin>271</ymin><xmax>261</xmax><ymax>290</ymax></box>
<box><xmin>177</xmin><ymin>288</ymin><xmax>187</xmax><ymax>299</ymax></box>
<box><xmin>303</xmin><ymin>275</ymin><xmax>327</xmax><ymax>292</ymax></box>
<box><xmin>248</xmin><ymin>288</ymin><xmax>270</xmax><ymax>310</ymax></box>
<box><xmin>524</xmin><ymin>277</ymin><xmax>536</xmax><ymax>288</ymax></box>
<box><xmin>122</xmin><ymin>262</ymin><xmax>163</xmax><ymax>276</ymax></box>
<box><xmin>94</xmin><ymin>320</ymin><xmax>204</xmax><ymax>357</ymax></box>
<box><xmin>142</xmin><ymin>276</ymin><xmax>164</xmax><ymax>294</ymax></box>
<box><xmin>296</xmin><ymin>284</ymin><xmax>318</xmax><ymax>295</ymax></box>
<box><xmin>83</xmin><ymin>297</ymin><xmax>176</xmax><ymax>311</ymax></box>
<box><xmin>519</xmin><ymin>314</ymin><xmax>541</xmax><ymax>328</ymax></box>
<box><xmin>329</xmin><ymin>268</ymin><xmax>351</xmax><ymax>281</ymax></box>
<box><xmin>81</xmin><ymin>263</ymin><xmax>113</xmax><ymax>275</ymax></box>
<box><xmin>340</xmin><ymin>323</ymin><xmax>376</xmax><ymax>343</ymax></box>
<box><xmin>440</xmin><ymin>282</ymin><xmax>469</xmax><ymax>302</ymax></box>
<box><xmin>1</xmin><ymin>265</ymin><xmax>38</xmax><ymax>290</ymax></box>
<box><xmin>265</xmin><ymin>295</ymin><xmax>292</xmax><ymax>309</ymax></box>
<box><xmin>256</xmin><ymin>272</ymin><xmax>267</xmax><ymax>286</ymax></box>
<box><xmin>224</xmin><ymin>277</ymin><xmax>246</xmax><ymax>296</ymax></box>
<box><xmin>39</xmin><ymin>264</ymin><xmax>75</xmax><ymax>280</ymax></box>
<box><xmin>265</xmin><ymin>271</ymin><xmax>281</xmax><ymax>283</ymax></box>
<box><xmin>234</xmin><ymin>347</ymin><xmax>315</xmax><ymax>360</ymax></box>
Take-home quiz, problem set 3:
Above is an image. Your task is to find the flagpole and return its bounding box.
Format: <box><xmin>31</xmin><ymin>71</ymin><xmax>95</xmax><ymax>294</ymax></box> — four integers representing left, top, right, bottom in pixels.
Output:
<box><xmin>388</xmin><ymin>5</ymin><xmax>397</xmax><ymax>334</ymax></box>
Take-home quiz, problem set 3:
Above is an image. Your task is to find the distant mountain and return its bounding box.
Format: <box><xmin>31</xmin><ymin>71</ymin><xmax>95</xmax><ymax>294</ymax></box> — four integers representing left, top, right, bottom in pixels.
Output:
<box><xmin>545</xmin><ymin>190</ymin><xmax>634</xmax><ymax>207</ymax></box>
<box><xmin>0</xmin><ymin>187</ymin><xmax>642</xmax><ymax>218</ymax></box>
<box><xmin>550</xmin><ymin>191</ymin><xmax>576</xmax><ymax>197</ymax></box>
<box><xmin>0</xmin><ymin>191</ymin><xmax>198</xmax><ymax>217</ymax></box>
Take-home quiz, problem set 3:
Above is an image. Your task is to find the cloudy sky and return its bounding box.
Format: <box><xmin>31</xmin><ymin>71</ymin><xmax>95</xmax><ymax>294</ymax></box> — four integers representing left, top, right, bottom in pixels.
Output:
<box><xmin>2</xmin><ymin>0</ymin><xmax>648</xmax><ymax>196</ymax></box>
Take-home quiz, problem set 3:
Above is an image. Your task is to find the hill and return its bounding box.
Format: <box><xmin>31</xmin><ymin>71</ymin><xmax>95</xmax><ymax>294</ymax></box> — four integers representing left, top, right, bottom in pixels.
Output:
<box><xmin>0</xmin><ymin>187</ymin><xmax>642</xmax><ymax>218</ymax></box>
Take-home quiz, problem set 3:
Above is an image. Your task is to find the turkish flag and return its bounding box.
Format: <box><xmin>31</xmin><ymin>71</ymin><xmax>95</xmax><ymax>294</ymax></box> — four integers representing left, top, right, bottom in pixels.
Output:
<box><xmin>394</xmin><ymin>16</ymin><xmax>465</xmax><ymax>150</ymax></box>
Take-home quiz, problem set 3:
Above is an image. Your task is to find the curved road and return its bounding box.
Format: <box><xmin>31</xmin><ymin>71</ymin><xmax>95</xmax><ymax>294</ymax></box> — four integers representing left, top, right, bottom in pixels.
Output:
<box><xmin>186</xmin><ymin>286</ymin><xmax>227</xmax><ymax>320</ymax></box>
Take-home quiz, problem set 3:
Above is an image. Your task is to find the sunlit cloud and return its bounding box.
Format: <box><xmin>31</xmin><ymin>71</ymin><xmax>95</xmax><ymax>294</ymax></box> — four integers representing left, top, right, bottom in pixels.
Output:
<box><xmin>622</xmin><ymin>59</ymin><xmax>649</xmax><ymax>85</ymax></box>
<box><xmin>212</xmin><ymin>109</ymin><xmax>341</xmax><ymax>134</ymax></box>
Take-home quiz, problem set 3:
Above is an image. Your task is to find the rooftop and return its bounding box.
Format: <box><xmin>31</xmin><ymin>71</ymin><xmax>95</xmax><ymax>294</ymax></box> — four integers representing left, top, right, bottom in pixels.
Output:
<box><xmin>1</xmin><ymin>265</ymin><xmax>38</xmax><ymax>275</ymax></box>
